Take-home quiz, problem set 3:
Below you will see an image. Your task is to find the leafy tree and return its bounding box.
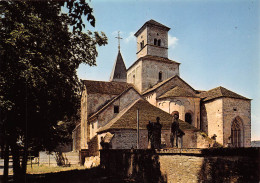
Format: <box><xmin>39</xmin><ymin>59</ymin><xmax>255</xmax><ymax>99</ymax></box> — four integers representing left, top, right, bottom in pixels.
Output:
<box><xmin>0</xmin><ymin>0</ymin><xmax>107</xmax><ymax>182</ymax></box>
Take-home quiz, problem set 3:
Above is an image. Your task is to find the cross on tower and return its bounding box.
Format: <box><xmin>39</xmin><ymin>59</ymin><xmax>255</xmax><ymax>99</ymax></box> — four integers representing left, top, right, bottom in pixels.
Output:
<box><xmin>115</xmin><ymin>31</ymin><xmax>123</xmax><ymax>51</ymax></box>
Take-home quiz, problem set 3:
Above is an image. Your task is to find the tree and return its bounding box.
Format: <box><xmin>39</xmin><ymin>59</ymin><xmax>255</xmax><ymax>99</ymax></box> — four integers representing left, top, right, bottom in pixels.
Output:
<box><xmin>0</xmin><ymin>1</ymin><xmax>107</xmax><ymax>182</ymax></box>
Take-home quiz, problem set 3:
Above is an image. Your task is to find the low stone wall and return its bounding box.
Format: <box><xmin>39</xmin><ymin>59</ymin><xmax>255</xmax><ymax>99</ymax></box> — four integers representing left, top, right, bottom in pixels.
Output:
<box><xmin>100</xmin><ymin>148</ymin><xmax>260</xmax><ymax>183</ymax></box>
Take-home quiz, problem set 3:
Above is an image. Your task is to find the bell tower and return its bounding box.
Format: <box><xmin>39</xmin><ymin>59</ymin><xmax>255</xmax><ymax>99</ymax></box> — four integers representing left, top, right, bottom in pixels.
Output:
<box><xmin>134</xmin><ymin>19</ymin><xmax>170</xmax><ymax>59</ymax></box>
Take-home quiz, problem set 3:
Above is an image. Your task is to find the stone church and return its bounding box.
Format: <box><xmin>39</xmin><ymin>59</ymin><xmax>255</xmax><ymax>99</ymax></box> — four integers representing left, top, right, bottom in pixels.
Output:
<box><xmin>72</xmin><ymin>20</ymin><xmax>251</xmax><ymax>156</ymax></box>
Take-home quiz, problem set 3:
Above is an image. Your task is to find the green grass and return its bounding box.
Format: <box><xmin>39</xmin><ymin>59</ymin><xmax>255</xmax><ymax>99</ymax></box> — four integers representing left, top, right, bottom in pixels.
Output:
<box><xmin>26</xmin><ymin>164</ymin><xmax>87</xmax><ymax>174</ymax></box>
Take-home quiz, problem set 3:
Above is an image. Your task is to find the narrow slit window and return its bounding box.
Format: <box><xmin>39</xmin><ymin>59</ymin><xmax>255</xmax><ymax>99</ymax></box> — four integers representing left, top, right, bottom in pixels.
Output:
<box><xmin>114</xmin><ymin>105</ymin><xmax>119</xmax><ymax>113</ymax></box>
<box><xmin>158</xmin><ymin>39</ymin><xmax>161</xmax><ymax>46</ymax></box>
<box><xmin>154</xmin><ymin>39</ymin><xmax>157</xmax><ymax>45</ymax></box>
<box><xmin>159</xmin><ymin>72</ymin><xmax>162</xmax><ymax>81</ymax></box>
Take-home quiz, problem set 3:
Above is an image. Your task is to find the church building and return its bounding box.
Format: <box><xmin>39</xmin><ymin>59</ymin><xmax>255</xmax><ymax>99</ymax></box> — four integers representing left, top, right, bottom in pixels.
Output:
<box><xmin>72</xmin><ymin>20</ymin><xmax>251</xmax><ymax>157</ymax></box>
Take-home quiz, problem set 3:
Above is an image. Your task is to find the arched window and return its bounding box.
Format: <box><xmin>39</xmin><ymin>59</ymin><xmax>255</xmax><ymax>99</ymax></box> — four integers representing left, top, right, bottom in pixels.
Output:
<box><xmin>158</xmin><ymin>39</ymin><xmax>161</xmax><ymax>46</ymax></box>
<box><xmin>231</xmin><ymin>119</ymin><xmax>241</xmax><ymax>147</ymax></box>
<box><xmin>133</xmin><ymin>74</ymin><xmax>135</xmax><ymax>84</ymax></box>
<box><xmin>171</xmin><ymin>111</ymin><xmax>179</xmax><ymax>116</ymax></box>
<box><xmin>158</xmin><ymin>71</ymin><xmax>162</xmax><ymax>81</ymax></box>
<box><xmin>154</xmin><ymin>39</ymin><xmax>157</xmax><ymax>45</ymax></box>
<box><xmin>185</xmin><ymin>113</ymin><xmax>192</xmax><ymax>125</ymax></box>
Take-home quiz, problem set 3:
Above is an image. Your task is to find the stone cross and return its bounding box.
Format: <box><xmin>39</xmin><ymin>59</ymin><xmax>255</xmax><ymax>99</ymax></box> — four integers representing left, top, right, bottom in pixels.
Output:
<box><xmin>115</xmin><ymin>31</ymin><xmax>123</xmax><ymax>51</ymax></box>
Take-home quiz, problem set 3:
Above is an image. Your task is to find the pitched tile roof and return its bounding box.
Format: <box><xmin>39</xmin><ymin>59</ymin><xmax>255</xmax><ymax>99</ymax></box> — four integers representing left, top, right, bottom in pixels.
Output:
<box><xmin>82</xmin><ymin>80</ymin><xmax>132</xmax><ymax>95</ymax></box>
<box><xmin>109</xmin><ymin>51</ymin><xmax>127</xmax><ymax>82</ymax></box>
<box><xmin>127</xmin><ymin>55</ymin><xmax>179</xmax><ymax>71</ymax></box>
<box><xmin>201</xmin><ymin>86</ymin><xmax>250</xmax><ymax>102</ymax></box>
<box><xmin>97</xmin><ymin>99</ymin><xmax>198</xmax><ymax>133</ymax></box>
<box><xmin>134</xmin><ymin>19</ymin><xmax>170</xmax><ymax>37</ymax></box>
<box><xmin>158</xmin><ymin>86</ymin><xmax>199</xmax><ymax>99</ymax></box>
<box><xmin>142</xmin><ymin>75</ymin><xmax>197</xmax><ymax>95</ymax></box>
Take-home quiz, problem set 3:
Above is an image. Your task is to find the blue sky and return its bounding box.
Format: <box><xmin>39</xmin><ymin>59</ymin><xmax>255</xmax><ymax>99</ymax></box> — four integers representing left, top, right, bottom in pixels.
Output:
<box><xmin>77</xmin><ymin>0</ymin><xmax>260</xmax><ymax>140</ymax></box>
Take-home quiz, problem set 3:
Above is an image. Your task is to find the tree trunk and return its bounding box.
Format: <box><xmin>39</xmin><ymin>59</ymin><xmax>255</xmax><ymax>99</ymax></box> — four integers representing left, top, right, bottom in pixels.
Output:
<box><xmin>21</xmin><ymin>140</ymin><xmax>28</xmax><ymax>180</ymax></box>
<box><xmin>3</xmin><ymin>142</ymin><xmax>9</xmax><ymax>183</ymax></box>
<box><xmin>10</xmin><ymin>142</ymin><xmax>22</xmax><ymax>183</ymax></box>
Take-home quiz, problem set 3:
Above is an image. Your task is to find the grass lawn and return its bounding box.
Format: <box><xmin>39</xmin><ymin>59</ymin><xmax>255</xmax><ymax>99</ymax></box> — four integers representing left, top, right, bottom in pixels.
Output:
<box><xmin>26</xmin><ymin>164</ymin><xmax>87</xmax><ymax>174</ymax></box>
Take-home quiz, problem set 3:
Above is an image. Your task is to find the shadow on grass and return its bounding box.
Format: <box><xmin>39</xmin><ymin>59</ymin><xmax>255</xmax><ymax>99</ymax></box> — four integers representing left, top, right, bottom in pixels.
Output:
<box><xmin>4</xmin><ymin>166</ymin><xmax>136</xmax><ymax>183</ymax></box>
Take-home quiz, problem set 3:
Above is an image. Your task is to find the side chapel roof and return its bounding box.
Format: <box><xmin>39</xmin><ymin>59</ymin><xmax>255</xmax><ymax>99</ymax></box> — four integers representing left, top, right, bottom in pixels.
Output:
<box><xmin>109</xmin><ymin>51</ymin><xmax>127</xmax><ymax>82</ymax></box>
<box><xmin>200</xmin><ymin>86</ymin><xmax>250</xmax><ymax>102</ymax></box>
<box><xmin>159</xmin><ymin>86</ymin><xmax>199</xmax><ymax>99</ymax></box>
<box><xmin>142</xmin><ymin>75</ymin><xmax>197</xmax><ymax>95</ymax></box>
<box><xmin>97</xmin><ymin>99</ymin><xmax>198</xmax><ymax>134</ymax></box>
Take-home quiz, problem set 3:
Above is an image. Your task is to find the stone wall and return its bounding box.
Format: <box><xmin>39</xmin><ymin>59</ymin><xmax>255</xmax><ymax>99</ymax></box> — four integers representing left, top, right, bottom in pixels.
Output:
<box><xmin>201</xmin><ymin>98</ymin><xmax>224</xmax><ymax>144</ymax></box>
<box><xmin>80</xmin><ymin>89</ymin><xmax>117</xmax><ymax>149</ymax></box>
<box><xmin>127</xmin><ymin>61</ymin><xmax>142</xmax><ymax>92</ymax></box>
<box><xmin>157</xmin><ymin>97</ymin><xmax>201</xmax><ymax>128</ymax></box>
<box><xmin>222</xmin><ymin>98</ymin><xmax>251</xmax><ymax>147</ymax></box>
<box><xmin>201</xmin><ymin>98</ymin><xmax>251</xmax><ymax>147</ymax></box>
<box><xmin>100</xmin><ymin>148</ymin><xmax>260</xmax><ymax>183</ymax></box>
<box><xmin>90</xmin><ymin>88</ymin><xmax>141</xmax><ymax>128</ymax></box>
<box><xmin>136</xmin><ymin>27</ymin><xmax>148</xmax><ymax>58</ymax></box>
<box><xmin>99</xmin><ymin>128</ymin><xmax>214</xmax><ymax>150</ymax></box>
<box><xmin>147</xmin><ymin>25</ymin><xmax>168</xmax><ymax>58</ymax></box>
<box><xmin>141</xmin><ymin>60</ymin><xmax>179</xmax><ymax>93</ymax></box>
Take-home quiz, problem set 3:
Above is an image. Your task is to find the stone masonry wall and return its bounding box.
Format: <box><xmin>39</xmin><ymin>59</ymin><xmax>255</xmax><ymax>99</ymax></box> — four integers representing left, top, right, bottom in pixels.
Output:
<box><xmin>100</xmin><ymin>148</ymin><xmax>260</xmax><ymax>183</ymax></box>
<box><xmin>80</xmin><ymin>90</ymin><xmax>116</xmax><ymax>149</ymax></box>
<box><xmin>101</xmin><ymin>128</ymin><xmax>213</xmax><ymax>150</ymax></box>
<box><xmin>127</xmin><ymin>61</ymin><xmax>142</xmax><ymax>93</ymax></box>
<box><xmin>157</xmin><ymin>97</ymin><xmax>201</xmax><ymax>128</ymax></box>
<box><xmin>201</xmin><ymin>98</ymin><xmax>224</xmax><ymax>145</ymax></box>
<box><xmin>222</xmin><ymin>98</ymin><xmax>251</xmax><ymax>147</ymax></box>
<box><xmin>137</xmin><ymin>27</ymin><xmax>148</xmax><ymax>58</ymax></box>
<box><xmin>142</xmin><ymin>60</ymin><xmax>179</xmax><ymax>93</ymax></box>
<box><xmin>96</xmin><ymin>89</ymin><xmax>142</xmax><ymax>128</ymax></box>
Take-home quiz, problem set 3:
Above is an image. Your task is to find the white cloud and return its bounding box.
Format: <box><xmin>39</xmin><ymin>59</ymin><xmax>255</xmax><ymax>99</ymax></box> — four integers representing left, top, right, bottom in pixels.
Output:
<box><xmin>168</xmin><ymin>34</ymin><xmax>178</xmax><ymax>49</ymax></box>
<box><xmin>124</xmin><ymin>31</ymin><xmax>135</xmax><ymax>43</ymax></box>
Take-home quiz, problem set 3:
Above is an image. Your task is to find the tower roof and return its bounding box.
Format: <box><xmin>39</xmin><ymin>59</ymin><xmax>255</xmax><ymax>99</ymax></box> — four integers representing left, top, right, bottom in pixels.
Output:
<box><xmin>134</xmin><ymin>19</ymin><xmax>170</xmax><ymax>37</ymax></box>
<box><xmin>109</xmin><ymin>51</ymin><xmax>127</xmax><ymax>82</ymax></box>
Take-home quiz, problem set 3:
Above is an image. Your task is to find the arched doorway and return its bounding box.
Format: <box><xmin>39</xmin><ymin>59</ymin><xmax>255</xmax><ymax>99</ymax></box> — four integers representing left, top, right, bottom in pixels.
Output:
<box><xmin>185</xmin><ymin>113</ymin><xmax>192</xmax><ymax>125</ymax></box>
<box><xmin>231</xmin><ymin>119</ymin><xmax>242</xmax><ymax>147</ymax></box>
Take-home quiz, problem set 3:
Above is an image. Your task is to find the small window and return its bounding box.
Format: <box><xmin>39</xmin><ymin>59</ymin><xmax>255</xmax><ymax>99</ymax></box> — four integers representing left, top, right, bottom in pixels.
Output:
<box><xmin>114</xmin><ymin>105</ymin><xmax>119</xmax><ymax>113</ymax></box>
<box><xmin>154</xmin><ymin>39</ymin><xmax>157</xmax><ymax>45</ymax></box>
<box><xmin>185</xmin><ymin>113</ymin><xmax>192</xmax><ymax>125</ymax></box>
<box><xmin>158</xmin><ymin>39</ymin><xmax>161</xmax><ymax>46</ymax></box>
<box><xmin>133</xmin><ymin>75</ymin><xmax>135</xmax><ymax>84</ymax></box>
<box><xmin>159</xmin><ymin>71</ymin><xmax>162</xmax><ymax>81</ymax></box>
<box><xmin>140</xmin><ymin>40</ymin><xmax>144</xmax><ymax>49</ymax></box>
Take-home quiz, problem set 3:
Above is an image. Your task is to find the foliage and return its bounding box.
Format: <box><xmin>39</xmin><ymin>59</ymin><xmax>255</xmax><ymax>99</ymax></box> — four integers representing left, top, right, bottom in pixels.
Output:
<box><xmin>0</xmin><ymin>0</ymin><xmax>107</xmax><ymax>181</ymax></box>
